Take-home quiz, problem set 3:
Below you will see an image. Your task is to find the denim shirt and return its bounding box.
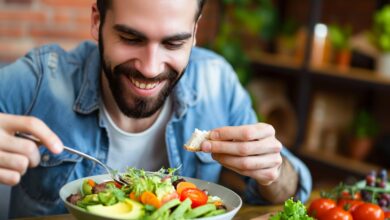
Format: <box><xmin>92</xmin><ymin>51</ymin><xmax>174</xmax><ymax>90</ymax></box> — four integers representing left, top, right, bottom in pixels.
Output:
<box><xmin>0</xmin><ymin>41</ymin><xmax>312</xmax><ymax>218</ymax></box>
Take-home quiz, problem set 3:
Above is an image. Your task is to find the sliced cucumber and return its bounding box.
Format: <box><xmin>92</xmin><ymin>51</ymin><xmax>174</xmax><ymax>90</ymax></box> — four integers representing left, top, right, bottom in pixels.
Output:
<box><xmin>203</xmin><ymin>209</ymin><xmax>226</xmax><ymax>217</ymax></box>
<box><xmin>184</xmin><ymin>204</ymin><xmax>216</xmax><ymax>219</ymax></box>
<box><xmin>169</xmin><ymin>198</ymin><xmax>192</xmax><ymax>220</ymax></box>
<box><xmin>150</xmin><ymin>198</ymin><xmax>181</xmax><ymax>219</ymax></box>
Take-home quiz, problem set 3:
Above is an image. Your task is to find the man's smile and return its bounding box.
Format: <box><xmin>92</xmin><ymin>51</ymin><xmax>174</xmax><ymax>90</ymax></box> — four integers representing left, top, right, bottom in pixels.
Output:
<box><xmin>129</xmin><ymin>77</ymin><xmax>160</xmax><ymax>90</ymax></box>
<box><xmin>126</xmin><ymin>76</ymin><xmax>166</xmax><ymax>97</ymax></box>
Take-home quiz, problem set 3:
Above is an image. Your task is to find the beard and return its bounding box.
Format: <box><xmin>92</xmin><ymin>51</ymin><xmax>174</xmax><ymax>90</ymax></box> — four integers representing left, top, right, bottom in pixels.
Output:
<box><xmin>98</xmin><ymin>34</ymin><xmax>184</xmax><ymax>118</ymax></box>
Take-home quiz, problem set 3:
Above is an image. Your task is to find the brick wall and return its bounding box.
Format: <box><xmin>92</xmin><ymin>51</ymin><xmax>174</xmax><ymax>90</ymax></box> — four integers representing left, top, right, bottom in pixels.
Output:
<box><xmin>0</xmin><ymin>0</ymin><xmax>219</xmax><ymax>62</ymax></box>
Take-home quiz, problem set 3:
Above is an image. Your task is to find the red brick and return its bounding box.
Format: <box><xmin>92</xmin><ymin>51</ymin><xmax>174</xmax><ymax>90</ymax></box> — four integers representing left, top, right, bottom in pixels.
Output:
<box><xmin>40</xmin><ymin>0</ymin><xmax>94</xmax><ymax>8</ymax></box>
<box><xmin>74</xmin><ymin>13</ymin><xmax>92</xmax><ymax>26</ymax></box>
<box><xmin>52</xmin><ymin>10</ymin><xmax>73</xmax><ymax>25</ymax></box>
<box><xmin>5</xmin><ymin>0</ymin><xmax>32</xmax><ymax>5</ymax></box>
<box><xmin>29</xmin><ymin>25</ymin><xmax>92</xmax><ymax>40</ymax></box>
<box><xmin>0</xmin><ymin>10</ymin><xmax>46</xmax><ymax>24</ymax></box>
<box><xmin>0</xmin><ymin>26</ymin><xmax>24</xmax><ymax>38</ymax></box>
<box><xmin>0</xmin><ymin>40</ymin><xmax>35</xmax><ymax>62</ymax></box>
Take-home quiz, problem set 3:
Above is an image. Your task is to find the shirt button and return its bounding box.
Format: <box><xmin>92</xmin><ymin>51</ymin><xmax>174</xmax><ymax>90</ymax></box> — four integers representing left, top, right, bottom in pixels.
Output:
<box><xmin>41</xmin><ymin>154</ymin><xmax>50</xmax><ymax>162</ymax></box>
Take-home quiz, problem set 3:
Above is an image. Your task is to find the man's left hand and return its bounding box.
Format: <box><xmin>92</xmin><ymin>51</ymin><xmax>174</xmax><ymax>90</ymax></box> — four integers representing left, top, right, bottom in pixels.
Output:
<box><xmin>201</xmin><ymin>123</ymin><xmax>283</xmax><ymax>186</ymax></box>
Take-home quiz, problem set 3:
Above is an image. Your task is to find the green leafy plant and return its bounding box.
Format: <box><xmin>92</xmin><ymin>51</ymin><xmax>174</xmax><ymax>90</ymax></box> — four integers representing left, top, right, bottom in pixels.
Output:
<box><xmin>209</xmin><ymin>0</ymin><xmax>278</xmax><ymax>86</ymax></box>
<box><xmin>328</xmin><ymin>24</ymin><xmax>352</xmax><ymax>50</ymax></box>
<box><xmin>350</xmin><ymin>110</ymin><xmax>379</xmax><ymax>139</ymax></box>
<box><xmin>372</xmin><ymin>5</ymin><xmax>390</xmax><ymax>52</ymax></box>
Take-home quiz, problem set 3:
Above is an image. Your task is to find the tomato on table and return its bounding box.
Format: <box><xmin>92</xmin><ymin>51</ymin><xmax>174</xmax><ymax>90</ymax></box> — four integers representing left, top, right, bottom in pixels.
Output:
<box><xmin>340</xmin><ymin>191</ymin><xmax>362</xmax><ymax>200</ymax></box>
<box><xmin>384</xmin><ymin>211</ymin><xmax>390</xmax><ymax>219</ymax></box>
<box><xmin>318</xmin><ymin>207</ymin><xmax>353</xmax><ymax>220</ymax></box>
<box><xmin>337</xmin><ymin>199</ymin><xmax>364</xmax><ymax>212</ymax></box>
<box><xmin>179</xmin><ymin>188</ymin><xmax>208</xmax><ymax>208</ymax></box>
<box><xmin>308</xmin><ymin>198</ymin><xmax>337</xmax><ymax>218</ymax></box>
<box><xmin>351</xmin><ymin>203</ymin><xmax>385</xmax><ymax>220</ymax></box>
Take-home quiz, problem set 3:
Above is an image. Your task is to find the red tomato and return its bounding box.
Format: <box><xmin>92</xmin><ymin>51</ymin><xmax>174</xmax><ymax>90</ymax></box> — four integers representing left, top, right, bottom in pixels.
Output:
<box><xmin>337</xmin><ymin>199</ymin><xmax>364</xmax><ymax>212</ymax></box>
<box><xmin>341</xmin><ymin>191</ymin><xmax>362</xmax><ymax>200</ymax></box>
<box><xmin>308</xmin><ymin>198</ymin><xmax>337</xmax><ymax>218</ymax></box>
<box><xmin>319</xmin><ymin>207</ymin><xmax>353</xmax><ymax>220</ymax></box>
<box><xmin>384</xmin><ymin>211</ymin><xmax>390</xmax><ymax>219</ymax></box>
<box><xmin>179</xmin><ymin>188</ymin><xmax>208</xmax><ymax>208</ymax></box>
<box><xmin>351</xmin><ymin>203</ymin><xmax>385</xmax><ymax>220</ymax></box>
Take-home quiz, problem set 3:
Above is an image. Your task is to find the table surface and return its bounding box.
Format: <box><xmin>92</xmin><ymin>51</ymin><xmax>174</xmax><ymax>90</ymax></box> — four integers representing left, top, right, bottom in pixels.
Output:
<box><xmin>13</xmin><ymin>191</ymin><xmax>321</xmax><ymax>220</ymax></box>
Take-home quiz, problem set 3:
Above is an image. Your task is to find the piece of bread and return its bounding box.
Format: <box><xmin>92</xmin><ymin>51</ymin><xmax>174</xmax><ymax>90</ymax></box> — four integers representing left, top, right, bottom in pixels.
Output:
<box><xmin>184</xmin><ymin>129</ymin><xmax>210</xmax><ymax>152</ymax></box>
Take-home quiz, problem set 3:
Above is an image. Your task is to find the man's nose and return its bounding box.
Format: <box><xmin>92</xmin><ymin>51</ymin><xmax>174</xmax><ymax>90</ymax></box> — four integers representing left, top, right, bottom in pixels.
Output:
<box><xmin>135</xmin><ymin>44</ymin><xmax>164</xmax><ymax>78</ymax></box>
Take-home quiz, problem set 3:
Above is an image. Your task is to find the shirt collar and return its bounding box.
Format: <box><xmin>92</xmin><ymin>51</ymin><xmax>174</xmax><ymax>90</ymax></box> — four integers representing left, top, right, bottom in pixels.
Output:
<box><xmin>73</xmin><ymin>46</ymin><xmax>101</xmax><ymax>114</ymax></box>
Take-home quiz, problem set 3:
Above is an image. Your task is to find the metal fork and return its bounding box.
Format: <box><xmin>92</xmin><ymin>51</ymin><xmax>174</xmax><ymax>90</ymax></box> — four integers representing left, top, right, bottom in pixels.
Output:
<box><xmin>15</xmin><ymin>132</ymin><xmax>128</xmax><ymax>185</ymax></box>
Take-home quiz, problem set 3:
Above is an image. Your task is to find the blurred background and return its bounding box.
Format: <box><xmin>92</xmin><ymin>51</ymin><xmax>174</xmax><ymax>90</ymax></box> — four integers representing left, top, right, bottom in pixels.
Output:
<box><xmin>1</xmin><ymin>0</ymin><xmax>390</xmax><ymax>218</ymax></box>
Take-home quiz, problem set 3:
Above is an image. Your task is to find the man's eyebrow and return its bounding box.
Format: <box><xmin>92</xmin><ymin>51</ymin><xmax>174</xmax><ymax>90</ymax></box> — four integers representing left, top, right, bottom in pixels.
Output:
<box><xmin>113</xmin><ymin>24</ymin><xmax>147</xmax><ymax>39</ymax></box>
<box><xmin>162</xmin><ymin>33</ymin><xmax>193</xmax><ymax>42</ymax></box>
<box><xmin>113</xmin><ymin>24</ymin><xmax>192</xmax><ymax>42</ymax></box>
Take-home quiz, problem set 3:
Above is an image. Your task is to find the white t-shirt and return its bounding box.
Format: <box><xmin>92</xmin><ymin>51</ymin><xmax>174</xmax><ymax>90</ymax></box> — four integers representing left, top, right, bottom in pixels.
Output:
<box><xmin>100</xmin><ymin>97</ymin><xmax>171</xmax><ymax>172</ymax></box>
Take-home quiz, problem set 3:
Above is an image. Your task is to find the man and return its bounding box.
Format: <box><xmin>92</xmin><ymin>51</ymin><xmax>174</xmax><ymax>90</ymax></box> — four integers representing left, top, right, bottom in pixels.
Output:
<box><xmin>0</xmin><ymin>0</ymin><xmax>312</xmax><ymax>218</ymax></box>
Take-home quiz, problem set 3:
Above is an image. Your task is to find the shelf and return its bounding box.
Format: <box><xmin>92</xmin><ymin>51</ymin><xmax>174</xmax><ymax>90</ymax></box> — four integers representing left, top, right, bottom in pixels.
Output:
<box><xmin>248</xmin><ymin>51</ymin><xmax>303</xmax><ymax>76</ymax></box>
<box><xmin>249</xmin><ymin>52</ymin><xmax>390</xmax><ymax>89</ymax></box>
<box><xmin>297</xmin><ymin>148</ymin><xmax>389</xmax><ymax>176</ymax></box>
<box><xmin>310</xmin><ymin>65</ymin><xmax>390</xmax><ymax>88</ymax></box>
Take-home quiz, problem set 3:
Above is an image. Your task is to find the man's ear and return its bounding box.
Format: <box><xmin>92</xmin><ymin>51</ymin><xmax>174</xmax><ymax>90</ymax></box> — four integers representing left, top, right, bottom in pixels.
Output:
<box><xmin>90</xmin><ymin>3</ymin><xmax>100</xmax><ymax>42</ymax></box>
<box><xmin>193</xmin><ymin>16</ymin><xmax>202</xmax><ymax>47</ymax></box>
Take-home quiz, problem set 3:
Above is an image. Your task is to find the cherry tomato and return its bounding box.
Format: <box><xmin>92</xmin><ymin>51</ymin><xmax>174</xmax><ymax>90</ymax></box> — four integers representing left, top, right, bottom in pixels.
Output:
<box><xmin>179</xmin><ymin>188</ymin><xmax>208</xmax><ymax>208</ymax></box>
<box><xmin>341</xmin><ymin>191</ymin><xmax>362</xmax><ymax>200</ymax></box>
<box><xmin>308</xmin><ymin>198</ymin><xmax>337</xmax><ymax>218</ymax></box>
<box><xmin>351</xmin><ymin>203</ymin><xmax>385</xmax><ymax>220</ymax></box>
<box><xmin>337</xmin><ymin>199</ymin><xmax>364</xmax><ymax>212</ymax></box>
<box><xmin>319</xmin><ymin>207</ymin><xmax>353</xmax><ymax>220</ymax></box>
<box><xmin>384</xmin><ymin>211</ymin><xmax>390</xmax><ymax>219</ymax></box>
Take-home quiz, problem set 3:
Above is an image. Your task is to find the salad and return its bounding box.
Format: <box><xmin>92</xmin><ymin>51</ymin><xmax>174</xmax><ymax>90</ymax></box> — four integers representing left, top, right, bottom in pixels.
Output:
<box><xmin>66</xmin><ymin>167</ymin><xmax>227</xmax><ymax>219</ymax></box>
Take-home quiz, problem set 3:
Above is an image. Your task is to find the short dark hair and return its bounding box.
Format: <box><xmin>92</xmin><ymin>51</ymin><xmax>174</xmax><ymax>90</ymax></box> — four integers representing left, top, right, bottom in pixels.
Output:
<box><xmin>96</xmin><ymin>0</ymin><xmax>206</xmax><ymax>24</ymax></box>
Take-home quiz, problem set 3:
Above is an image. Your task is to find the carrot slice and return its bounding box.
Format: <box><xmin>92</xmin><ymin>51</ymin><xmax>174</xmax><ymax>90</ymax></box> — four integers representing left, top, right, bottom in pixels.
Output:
<box><xmin>87</xmin><ymin>179</ymin><xmax>96</xmax><ymax>187</ymax></box>
<box><xmin>140</xmin><ymin>191</ymin><xmax>161</xmax><ymax>208</ymax></box>
<box><xmin>129</xmin><ymin>191</ymin><xmax>139</xmax><ymax>201</ymax></box>
<box><xmin>176</xmin><ymin>181</ymin><xmax>197</xmax><ymax>195</ymax></box>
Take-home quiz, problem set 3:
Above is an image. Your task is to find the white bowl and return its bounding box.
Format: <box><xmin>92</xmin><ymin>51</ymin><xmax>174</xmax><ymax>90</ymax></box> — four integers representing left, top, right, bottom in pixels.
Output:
<box><xmin>59</xmin><ymin>174</ymin><xmax>242</xmax><ymax>220</ymax></box>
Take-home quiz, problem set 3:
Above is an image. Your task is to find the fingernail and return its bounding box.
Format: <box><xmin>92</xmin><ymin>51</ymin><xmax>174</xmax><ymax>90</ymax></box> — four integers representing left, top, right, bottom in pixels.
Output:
<box><xmin>53</xmin><ymin>143</ymin><xmax>63</xmax><ymax>153</ymax></box>
<box><xmin>201</xmin><ymin>141</ymin><xmax>211</xmax><ymax>153</ymax></box>
<box><xmin>210</xmin><ymin>131</ymin><xmax>219</xmax><ymax>140</ymax></box>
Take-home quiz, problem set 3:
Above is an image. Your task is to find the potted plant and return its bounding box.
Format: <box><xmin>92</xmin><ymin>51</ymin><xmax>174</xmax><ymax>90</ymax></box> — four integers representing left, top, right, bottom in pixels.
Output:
<box><xmin>210</xmin><ymin>0</ymin><xmax>278</xmax><ymax>86</ymax></box>
<box><xmin>328</xmin><ymin>24</ymin><xmax>352</xmax><ymax>71</ymax></box>
<box><xmin>347</xmin><ymin>110</ymin><xmax>379</xmax><ymax>160</ymax></box>
<box><xmin>372</xmin><ymin>4</ymin><xmax>390</xmax><ymax>77</ymax></box>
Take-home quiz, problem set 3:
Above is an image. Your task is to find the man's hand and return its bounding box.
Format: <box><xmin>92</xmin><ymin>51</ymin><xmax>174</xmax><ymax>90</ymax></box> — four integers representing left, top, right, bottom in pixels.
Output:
<box><xmin>201</xmin><ymin>123</ymin><xmax>283</xmax><ymax>185</ymax></box>
<box><xmin>201</xmin><ymin>123</ymin><xmax>298</xmax><ymax>203</ymax></box>
<box><xmin>0</xmin><ymin>113</ymin><xmax>63</xmax><ymax>185</ymax></box>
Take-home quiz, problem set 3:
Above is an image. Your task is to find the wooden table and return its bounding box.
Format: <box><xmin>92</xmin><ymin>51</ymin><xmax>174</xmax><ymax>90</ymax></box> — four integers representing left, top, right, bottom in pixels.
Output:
<box><xmin>13</xmin><ymin>191</ymin><xmax>321</xmax><ymax>220</ymax></box>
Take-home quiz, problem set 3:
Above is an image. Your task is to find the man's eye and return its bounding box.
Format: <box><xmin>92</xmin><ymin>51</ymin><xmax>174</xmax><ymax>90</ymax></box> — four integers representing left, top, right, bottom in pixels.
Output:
<box><xmin>120</xmin><ymin>36</ymin><xmax>142</xmax><ymax>44</ymax></box>
<box><xmin>165</xmin><ymin>42</ymin><xmax>184</xmax><ymax>49</ymax></box>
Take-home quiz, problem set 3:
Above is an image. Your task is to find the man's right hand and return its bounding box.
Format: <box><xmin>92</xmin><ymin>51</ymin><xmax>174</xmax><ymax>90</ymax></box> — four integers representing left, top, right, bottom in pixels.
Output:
<box><xmin>0</xmin><ymin>113</ymin><xmax>63</xmax><ymax>186</ymax></box>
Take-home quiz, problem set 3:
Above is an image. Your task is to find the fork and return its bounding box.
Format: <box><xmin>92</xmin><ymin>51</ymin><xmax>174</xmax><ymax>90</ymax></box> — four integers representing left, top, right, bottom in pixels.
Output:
<box><xmin>15</xmin><ymin>132</ymin><xmax>128</xmax><ymax>185</ymax></box>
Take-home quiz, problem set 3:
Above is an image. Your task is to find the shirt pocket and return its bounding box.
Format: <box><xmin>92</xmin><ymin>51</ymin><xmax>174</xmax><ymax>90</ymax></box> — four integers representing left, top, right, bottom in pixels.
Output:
<box><xmin>20</xmin><ymin>150</ymin><xmax>82</xmax><ymax>203</ymax></box>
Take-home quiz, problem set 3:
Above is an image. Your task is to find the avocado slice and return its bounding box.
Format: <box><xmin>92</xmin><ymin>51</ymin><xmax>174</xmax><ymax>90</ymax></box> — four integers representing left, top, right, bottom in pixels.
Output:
<box><xmin>86</xmin><ymin>198</ymin><xmax>144</xmax><ymax>219</ymax></box>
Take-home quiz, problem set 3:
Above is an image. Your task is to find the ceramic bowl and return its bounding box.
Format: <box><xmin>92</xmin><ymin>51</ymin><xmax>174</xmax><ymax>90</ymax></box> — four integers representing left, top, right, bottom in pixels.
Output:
<box><xmin>59</xmin><ymin>174</ymin><xmax>242</xmax><ymax>220</ymax></box>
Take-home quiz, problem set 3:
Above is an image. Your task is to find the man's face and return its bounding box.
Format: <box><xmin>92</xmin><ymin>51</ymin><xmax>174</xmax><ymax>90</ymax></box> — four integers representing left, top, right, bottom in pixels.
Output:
<box><xmin>92</xmin><ymin>0</ymin><xmax>198</xmax><ymax>118</ymax></box>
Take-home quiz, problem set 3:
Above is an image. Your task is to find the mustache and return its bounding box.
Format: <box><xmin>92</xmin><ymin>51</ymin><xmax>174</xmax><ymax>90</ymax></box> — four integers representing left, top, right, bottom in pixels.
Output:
<box><xmin>113</xmin><ymin>62</ymin><xmax>178</xmax><ymax>83</ymax></box>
